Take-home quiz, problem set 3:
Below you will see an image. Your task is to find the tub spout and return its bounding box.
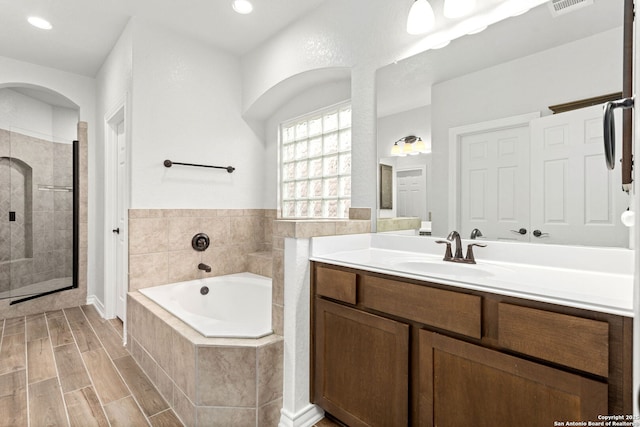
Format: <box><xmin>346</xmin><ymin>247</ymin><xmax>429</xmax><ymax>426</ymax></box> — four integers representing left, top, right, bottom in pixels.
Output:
<box><xmin>198</xmin><ymin>263</ymin><xmax>211</xmax><ymax>273</ymax></box>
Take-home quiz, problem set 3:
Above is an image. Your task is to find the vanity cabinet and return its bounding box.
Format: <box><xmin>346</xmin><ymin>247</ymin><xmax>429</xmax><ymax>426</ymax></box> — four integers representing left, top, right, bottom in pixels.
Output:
<box><xmin>314</xmin><ymin>298</ymin><xmax>409</xmax><ymax>426</ymax></box>
<box><xmin>311</xmin><ymin>263</ymin><xmax>633</xmax><ymax>427</ymax></box>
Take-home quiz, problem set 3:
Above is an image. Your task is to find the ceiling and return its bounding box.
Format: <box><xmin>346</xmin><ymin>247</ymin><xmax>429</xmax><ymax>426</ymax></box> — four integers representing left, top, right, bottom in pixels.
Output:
<box><xmin>377</xmin><ymin>0</ymin><xmax>624</xmax><ymax>117</ymax></box>
<box><xmin>0</xmin><ymin>0</ymin><xmax>327</xmax><ymax>77</ymax></box>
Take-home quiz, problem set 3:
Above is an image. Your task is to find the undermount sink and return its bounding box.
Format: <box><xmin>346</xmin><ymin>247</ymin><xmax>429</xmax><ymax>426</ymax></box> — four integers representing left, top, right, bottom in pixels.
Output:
<box><xmin>385</xmin><ymin>257</ymin><xmax>513</xmax><ymax>279</ymax></box>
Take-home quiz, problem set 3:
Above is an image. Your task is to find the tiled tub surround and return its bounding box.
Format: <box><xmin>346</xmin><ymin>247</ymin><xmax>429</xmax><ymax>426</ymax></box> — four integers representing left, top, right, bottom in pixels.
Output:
<box><xmin>128</xmin><ymin>209</ymin><xmax>275</xmax><ymax>291</ymax></box>
<box><xmin>128</xmin><ymin>292</ymin><xmax>284</xmax><ymax>427</ymax></box>
<box><xmin>0</xmin><ymin>122</ymin><xmax>88</xmax><ymax>319</ymax></box>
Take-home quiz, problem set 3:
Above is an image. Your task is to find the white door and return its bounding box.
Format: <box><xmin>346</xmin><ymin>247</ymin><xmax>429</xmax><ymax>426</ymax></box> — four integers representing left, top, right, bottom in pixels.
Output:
<box><xmin>114</xmin><ymin>120</ymin><xmax>127</xmax><ymax>320</ymax></box>
<box><xmin>530</xmin><ymin>105</ymin><xmax>628</xmax><ymax>247</ymax></box>
<box><xmin>460</xmin><ymin>125</ymin><xmax>530</xmax><ymax>241</ymax></box>
<box><xmin>397</xmin><ymin>168</ymin><xmax>427</xmax><ymax>219</ymax></box>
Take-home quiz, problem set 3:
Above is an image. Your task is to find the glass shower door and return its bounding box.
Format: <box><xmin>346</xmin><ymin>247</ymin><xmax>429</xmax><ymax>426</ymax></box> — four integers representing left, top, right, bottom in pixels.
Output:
<box><xmin>0</xmin><ymin>123</ymin><xmax>75</xmax><ymax>301</ymax></box>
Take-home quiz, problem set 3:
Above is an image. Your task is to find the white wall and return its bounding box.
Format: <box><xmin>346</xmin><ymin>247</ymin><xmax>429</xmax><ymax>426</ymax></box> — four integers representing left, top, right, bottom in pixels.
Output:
<box><xmin>430</xmin><ymin>28</ymin><xmax>622</xmax><ymax>237</ymax></box>
<box><xmin>52</xmin><ymin>106</ymin><xmax>79</xmax><ymax>143</ymax></box>
<box><xmin>130</xmin><ymin>21</ymin><xmax>265</xmax><ymax>209</ymax></box>
<box><xmin>0</xmin><ymin>88</ymin><xmax>52</xmax><ymax>137</ymax></box>
<box><xmin>95</xmin><ymin>21</ymin><xmax>133</xmax><ymax>306</ymax></box>
<box><xmin>0</xmin><ymin>88</ymin><xmax>77</xmax><ymax>144</ymax></box>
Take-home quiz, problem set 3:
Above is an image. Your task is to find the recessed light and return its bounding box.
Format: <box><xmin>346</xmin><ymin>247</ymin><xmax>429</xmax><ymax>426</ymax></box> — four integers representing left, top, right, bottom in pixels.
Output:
<box><xmin>27</xmin><ymin>16</ymin><xmax>52</xmax><ymax>30</ymax></box>
<box><xmin>232</xmin><ymin>0</ymin><xmax>253</xmax><ymax>14</ymax></box>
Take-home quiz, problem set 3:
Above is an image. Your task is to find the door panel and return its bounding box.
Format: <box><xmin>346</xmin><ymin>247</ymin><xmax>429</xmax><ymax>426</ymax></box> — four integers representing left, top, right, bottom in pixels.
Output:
<box><xmin>460</xmin><ymin>126</ymin><xmax>530</xmax><ymax>241</ymax></box>
<box><xmin>530</xmin><ymin>105</ymin><xmax>628</xmax><ymax>246</ymax></box>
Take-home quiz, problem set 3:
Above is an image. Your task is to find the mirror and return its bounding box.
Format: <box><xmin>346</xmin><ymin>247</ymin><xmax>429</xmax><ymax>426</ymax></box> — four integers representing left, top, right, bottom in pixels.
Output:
<box><xmin>0</xmin><ymin>86</ymin><xmax>79</xmax><ymax>300</ymax></box>
<box><xmin>376</xmin><ymin>1</ymin><xmax>629</xmax><ymax>247</ymax></box>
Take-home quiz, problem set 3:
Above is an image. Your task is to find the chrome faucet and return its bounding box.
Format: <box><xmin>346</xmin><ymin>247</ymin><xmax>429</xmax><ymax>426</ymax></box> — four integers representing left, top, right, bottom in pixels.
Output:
<box><xmin>436</xmin><ymin>230</ymin><xmax>486</xmax><ymax>264</ymax></box>
<box><xmin>470</xmin><ymin>228</ymin><xmax>483</xmax><ymax>239</ymax></box>
<box><xmin>198</xmin><ymin>263</ymin><xmax>211</xmax><ymax>273</ymax></box>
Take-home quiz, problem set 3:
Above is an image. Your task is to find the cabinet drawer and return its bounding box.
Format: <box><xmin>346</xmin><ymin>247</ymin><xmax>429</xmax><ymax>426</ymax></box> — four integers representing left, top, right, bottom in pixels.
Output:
<box><xmin>360</xmin><ymin>275</ymin><xmax>481</xmax><ymax>339</ymax></box>
<box><xmin>315</xmin><ymin>266</ymin><xmax>357</xmax><ymax>304</ymax></box>
<box><xmin>498</xmin><ymin>303</ymin><xmax>609</xmax><ymax>377</ymax></box>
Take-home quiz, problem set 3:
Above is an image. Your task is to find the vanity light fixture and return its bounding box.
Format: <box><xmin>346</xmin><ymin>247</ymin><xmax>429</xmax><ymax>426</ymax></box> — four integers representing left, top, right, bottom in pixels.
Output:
<box><xmin>232</xmin><ymin>0</ymin><xmax>253</xmax><ymax>14</ymax></box>
<box><xmin>443</xmin><ymin>0</ymin><xmax>477</xmax><ymax>19</ymax></box>
<box><xmin>27</xmin><ymin>16</ymin><xmax>52</xmax><ymax>30</ymax></box>
<box><xmin>407</xmin><ymin>0</ymin><xmax>435</xmax><ymax>35</ymax></box>
<box><xmin>391</xmin><ymin>135</ymin><xmax>430</xmax><ymax>156</ymax></box>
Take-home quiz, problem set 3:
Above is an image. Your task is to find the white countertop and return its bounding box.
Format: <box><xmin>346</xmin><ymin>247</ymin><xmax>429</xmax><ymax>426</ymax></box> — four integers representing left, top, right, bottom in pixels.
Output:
<box><xmin>310</xmin><ymin>234</ymin><xmax>635</xmax><ymax>317</ymax></box>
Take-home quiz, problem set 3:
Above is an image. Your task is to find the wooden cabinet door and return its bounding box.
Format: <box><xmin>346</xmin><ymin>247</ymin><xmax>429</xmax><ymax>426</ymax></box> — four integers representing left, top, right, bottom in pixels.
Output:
<box><xmin>314</xmin><ymin>298</ymin><xmax>409</xmax><ymax>427</ymax></box>
<box><xmin>418</xmin><ymin>330</ymin><xmax>608</xmax><ymax>427</ymax></box>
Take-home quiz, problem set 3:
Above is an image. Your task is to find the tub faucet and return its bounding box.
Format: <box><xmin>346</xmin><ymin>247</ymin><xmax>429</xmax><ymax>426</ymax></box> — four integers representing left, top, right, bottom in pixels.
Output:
<box><xmin>198</xmin><ymin>263</ymin><xmax>211</xmax><ymax>273</ymax></box>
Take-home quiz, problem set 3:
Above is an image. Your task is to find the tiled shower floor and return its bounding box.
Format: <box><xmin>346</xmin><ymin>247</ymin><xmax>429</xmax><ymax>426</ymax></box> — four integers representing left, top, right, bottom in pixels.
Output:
<box><xmin>0</xmin><ymin>305</ymin><xmax>183</xmax><ymax>427</ymax></box>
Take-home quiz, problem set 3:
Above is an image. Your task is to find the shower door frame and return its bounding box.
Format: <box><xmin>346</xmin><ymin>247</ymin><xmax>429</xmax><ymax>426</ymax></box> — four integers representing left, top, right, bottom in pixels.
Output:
<box><xmin>9</xmin><ymin>138</ymin><xmax>80</xmax><ymax>304</ymax></box>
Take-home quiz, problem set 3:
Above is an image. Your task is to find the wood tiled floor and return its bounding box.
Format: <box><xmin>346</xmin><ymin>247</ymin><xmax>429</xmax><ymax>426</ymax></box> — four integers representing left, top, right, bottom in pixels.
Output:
<box><xmin>0</xmin><ymin>305</ymin><xmax>183</xmax><ymax>427</ymax></box>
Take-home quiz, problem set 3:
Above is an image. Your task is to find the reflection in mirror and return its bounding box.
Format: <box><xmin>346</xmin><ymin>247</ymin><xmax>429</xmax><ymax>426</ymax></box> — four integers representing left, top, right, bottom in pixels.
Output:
<box><xmin>0</xmin><ymin>86</ymin><xmax>79</xmax><ymax>300</ymax></box>
<box><xmin>377</xmin><ymin>0</ymin><xmax>629</xmax><ymax>247</ymax></box>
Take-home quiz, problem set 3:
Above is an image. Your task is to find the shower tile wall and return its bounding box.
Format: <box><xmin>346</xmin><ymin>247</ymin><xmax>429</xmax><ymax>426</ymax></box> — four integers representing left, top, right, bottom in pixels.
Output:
<box><xmin>128</xmin><ymin>209</ymin><xmax>274</xmax><ymax>292</ymax></box>
<box><xmin>0</xmin><ymin>129</ymin><xmax>73</xmax><ymax>293</ymax></box>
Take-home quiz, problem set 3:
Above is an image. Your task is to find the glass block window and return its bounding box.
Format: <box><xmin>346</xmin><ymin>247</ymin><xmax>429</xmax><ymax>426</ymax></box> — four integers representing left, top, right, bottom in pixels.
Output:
<box><xmin>280</xmin><ymin>102</ymin><xmax>352</xmax><ymax>218</ymax></box>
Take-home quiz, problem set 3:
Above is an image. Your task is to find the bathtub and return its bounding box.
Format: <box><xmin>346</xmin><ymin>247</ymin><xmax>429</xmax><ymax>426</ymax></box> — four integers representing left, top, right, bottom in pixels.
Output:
<box><xmin>138</xmin><ymin>272</ymin><xmax>272</xmax><ymax>338</ymax></box>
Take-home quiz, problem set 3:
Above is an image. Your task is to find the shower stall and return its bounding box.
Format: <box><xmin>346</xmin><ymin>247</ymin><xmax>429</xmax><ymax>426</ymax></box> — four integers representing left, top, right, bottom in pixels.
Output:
<box><xmin>0</xmin><ymin>87</ymin><xmax>78</xmax><ymax>302</ymax></box>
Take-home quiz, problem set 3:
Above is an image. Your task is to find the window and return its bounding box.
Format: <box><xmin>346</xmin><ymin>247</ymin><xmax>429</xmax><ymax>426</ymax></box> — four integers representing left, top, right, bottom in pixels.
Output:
<box><xmin>280</xmin><ymin>102</ymin><xmax>352</xmax><ymax>218</ymax></box>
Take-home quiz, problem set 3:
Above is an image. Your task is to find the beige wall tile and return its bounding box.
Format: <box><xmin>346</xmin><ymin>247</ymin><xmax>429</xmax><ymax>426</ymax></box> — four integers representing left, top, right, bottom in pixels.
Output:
<box><xmin>348</xmin><ymin>207</ymin><xmax>372</xmax><ymax>220</ymax></box>
<box><xmin>167</xmin><ymin>217</ymin><xmax>202</xmax><ymax>251</ymax></box>
<box><xmin>197</xmin><ymin>346</ymin><xmax>257</xmax><ymax>407</ymax></box>
<box><xmin>153</xmin><ymin>319</ymin><xmax>173</xmax><ymax>378</ymax></box>
<box><xmin>129</xmin><ymin>253</ymin><xmax>169</xmax><ymax>291</ymax></box>
<box><xmin>258</xmin><ymin>398</ymin><xmax>283</xmax><ymax>427</ymax></box>
<box><xmin>129</xmin><ymin>218</ymin><xmax>168</xmax><ymax>255</ymax></box>
<box><xmin>335</xmin><ymin>220</ymin><xmax>371</xmax><ymax>235</ymax></box>
<box><xmin>230</xmin><ymin>216</ymin><xmax>262</xmax><ymax>244</ymax></box>
<box><xmin>272</xmin><ymin>304</ymin><xmax>284</xmax><ymax>336</ymax></box>
<box><xmin>274</xmin><ymin>221</ymin><xmax>296</xmax><ymax>238</ymax></box>
<box><xmin>257</xmin><ymin>339</ymin><xmax>284</xmax><ymax>405</ymax></box>
<box><xmin>196</xmin><ymin>407</ymin><xmax>256</xmax><ymax>427</ymax></box>
<box><xmin>200</xmin><ymin>216</ymin><xmax>231</xmax><ymax>247</ymax></box>
<box><xmin>173</xmin><ymin>385</ymin><xmax>196</xmax><ymax>427</ymax></box>
<box><xmin>272</xmin><ymin>253</ymin><xmax>284</xmax><ymax>306</ymax></box>
<box><xmin>294</xmin><ymin>221</ymin><xmax>336</xmax><ymax>238</ymax></box>
<box><xmin>156</xmin><ymin>367</ymin><xmax>174</xmax><ymax>407</ymax></box>
<box><xmin>172</xmin><ymin>331</ymin><xmax>196</xmax><ymax>402</ymax></box>
<box><xmin>167</xmin><ymin>250</ymin><xmax>201</xmax><ymax>284</ymax></box>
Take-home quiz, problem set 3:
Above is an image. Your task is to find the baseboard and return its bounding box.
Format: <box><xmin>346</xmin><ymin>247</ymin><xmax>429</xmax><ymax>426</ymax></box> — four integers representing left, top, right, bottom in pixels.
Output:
<box><xmin>279</xmin><ymin>404</ymin><xmax>324</xmax><ymax>427</ymax></box>
<box><xmin>86</xmin><ymin>295</ymin><xmax>106</xmax><ymax>318</ymax></box>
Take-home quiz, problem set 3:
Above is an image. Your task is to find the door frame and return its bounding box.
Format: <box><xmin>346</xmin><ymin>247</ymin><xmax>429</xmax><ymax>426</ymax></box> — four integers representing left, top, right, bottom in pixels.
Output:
<box><xmin>104</xmin><ymin>96</ymin><xmax>130</xmax><ymax>323</ymax></box>
<box><xmin>448</xmin><ymin>112</ymin><xmax>540</xmax><ymax>232</ymax></box>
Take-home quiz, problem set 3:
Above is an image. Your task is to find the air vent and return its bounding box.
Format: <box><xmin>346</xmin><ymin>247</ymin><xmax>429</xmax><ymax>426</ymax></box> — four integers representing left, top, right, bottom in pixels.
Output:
<box><xmin>548</xmin><ymin>0</ymin><xmax>594</xmax><ymax>17</ymax></box>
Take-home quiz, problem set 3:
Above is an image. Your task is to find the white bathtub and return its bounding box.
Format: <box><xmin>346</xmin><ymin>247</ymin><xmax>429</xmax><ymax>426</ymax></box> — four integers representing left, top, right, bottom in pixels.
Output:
<box><xmin>138</xmin><ymin>272</ymin><xmax>272</xmax><ymax>338</ymax></box>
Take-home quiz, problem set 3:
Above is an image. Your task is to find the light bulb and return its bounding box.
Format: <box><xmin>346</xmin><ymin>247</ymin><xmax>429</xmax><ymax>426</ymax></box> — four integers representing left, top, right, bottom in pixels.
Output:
<box><xmin>407</xmin><ymin>0</ymin><xmax>435</xmax><ymax>35</ymax></box>
<box><xmin>27</xmin><ymin>16</ymin><xmax>52</xmax><ymax>30</ymax></box>
<box><xmin>391</xmin><ymin>143</ymin><xmax>403</xmax><ymax>156</ymax></box>
<box><xmin>414</xmin><ymin>138</ymin><xmax>427</xmax><ymax>153</ymax></box>
<box><xmin>232</xmin><ymin>0</ymin><xmax>253</xmax><ymax>14</ymax></box>
<box><xmin>443</xmin><ymin>0</ymin><xmax>477</xmax><ymax>19</ymax></box>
